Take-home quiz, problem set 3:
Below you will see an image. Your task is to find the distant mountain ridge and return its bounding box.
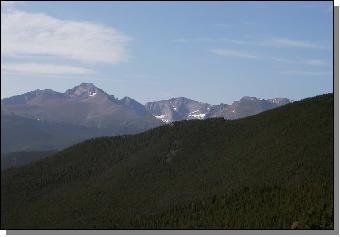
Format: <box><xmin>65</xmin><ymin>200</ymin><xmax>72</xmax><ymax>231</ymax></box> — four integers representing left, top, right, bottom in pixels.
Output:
<box><xmin>145</xmin><ymin>97</ymin><xmax>211</xmax><ymax>123</ymax></box>
<box><xmin>1</xmin><ymin>83</ymin><xmax>292</xmax><ymax>153</ymax></box>
<box><xmin>145</xmin><ymin>96</ymin><xmax>293</xmax><ymax>123</ymax></box>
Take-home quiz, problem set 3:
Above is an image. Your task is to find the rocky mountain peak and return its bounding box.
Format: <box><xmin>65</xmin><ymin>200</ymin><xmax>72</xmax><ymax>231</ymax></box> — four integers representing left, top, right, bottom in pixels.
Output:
<box><xmin>240</xmin><ymin>96</ymin><xmax>259</xmax><ymax>102</ymax></box>
<box><xmin>65</xmin><ymin>83</ymin><xmax>104</xmax><ymax>98</ymax></box>
<box><xmin>269</xmin><ymin>98</ymin><xmax>293</xmax><ymax>105</ymax></box>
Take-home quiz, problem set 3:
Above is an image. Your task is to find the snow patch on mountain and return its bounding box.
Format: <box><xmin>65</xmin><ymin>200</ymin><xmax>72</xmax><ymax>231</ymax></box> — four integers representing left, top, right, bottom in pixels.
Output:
<box><xmin>155</xmin><ymin>114</ymin><xmax>170</xmax><ymax>123</ymax></box>
<box><xmin>188</xmin><ymin>113</ymin><xmax>206</xmax><ymax>119</ymax></box>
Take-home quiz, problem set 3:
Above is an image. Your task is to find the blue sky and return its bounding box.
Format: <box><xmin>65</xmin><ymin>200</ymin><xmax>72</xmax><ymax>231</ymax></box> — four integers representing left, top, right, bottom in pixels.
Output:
<box><xmin>1</xmin><ymin>1</ymin><xmax>333</xmax><ymax>104</ymax></box>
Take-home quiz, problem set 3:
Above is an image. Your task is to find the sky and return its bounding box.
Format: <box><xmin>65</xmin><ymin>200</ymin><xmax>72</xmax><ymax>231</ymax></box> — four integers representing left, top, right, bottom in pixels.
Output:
<box><xmin>1</xmin><ymin>1</ymin><xmax>334</xmax><ymax>105</ymax></box>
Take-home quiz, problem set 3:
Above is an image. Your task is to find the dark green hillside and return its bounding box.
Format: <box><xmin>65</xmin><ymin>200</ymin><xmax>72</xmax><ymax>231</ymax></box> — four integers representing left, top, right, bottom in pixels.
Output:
<box><xmin>1</xmin><ymin>94</ymin><xmax>333</xmax><ymax>229</ymax></box>
<box><xmin>0</xmin><ymin>114</ymin><xmax>113</xmax><ymax>153</ymax></box>
<box><xmin>1</xmin><ymin>150</ymin><xmax>57</xmax><ymax>170</ymax></box>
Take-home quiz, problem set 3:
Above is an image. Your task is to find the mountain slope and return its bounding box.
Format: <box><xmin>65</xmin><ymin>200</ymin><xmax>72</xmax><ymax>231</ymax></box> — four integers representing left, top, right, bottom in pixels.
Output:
<box><xmin>118</xmin><ymin>97</ymin><xmax>151</xmax><ymax>116</ymax></box>
<box><xmin>218</xmin><ymin>96</ymin><xmax>292</xmax><ymax>120</ymax></box>
<box><xmin>0</xmin><ymin>114</ymin><xmax>112</xmax><ymax>153</ymax></box>
<box><xmin>1</xmin><ymin>83</ymin><xmax>163</xmax><ymax>153</ymax></box>
<box><xmin>1</xmin><ymin>94</ymin><xmax>333</xmax><ymax>229</ymax></box>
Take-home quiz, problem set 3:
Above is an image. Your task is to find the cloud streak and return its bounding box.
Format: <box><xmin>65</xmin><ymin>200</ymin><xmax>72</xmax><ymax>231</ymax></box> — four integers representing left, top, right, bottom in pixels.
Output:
<box><xmin>280</xmin><ymin>70</ymin><xmax>332</xmax><ymax>76</ymax></box>
<box><xmin>272</xmin><ymin>57</ymin><xmax>328</xmax><ymax>66</ymax></box>
<box><xmin>173</xmin><ymin>37</ymin><xmax>256</xmax><ymax>45</ymax></box>
<box><xmin>266</xmin><ymin>38</ymin><xmax>325</xmax><ymax>49</ymax></box>
<box><xmin>302</xmin><ymin>59</ymin><xmax>328</xmax><ymax>66</ymax></box>
<box><xmin>1</xmin><ymin>63</ymin><xmax>94</xmax><ymax>75</ymax></box>
<box><xmin>212</xmin><ymin>50</ymin><xmax>329</xmax><ymax>69</ymax></box>
<box><xmin>174</xmin><ymin>36</ymin><xmax>327</xmax><ymax>50</ymax></box>
<box><xmin>1</xmin><ymin>10</ymin><xmax>132</xmax><ymax>64</ymax></box>
<box><xmin>211</xmin><ymin>48</ymin><xmax>259</xmax><ymax>59</ymax></box>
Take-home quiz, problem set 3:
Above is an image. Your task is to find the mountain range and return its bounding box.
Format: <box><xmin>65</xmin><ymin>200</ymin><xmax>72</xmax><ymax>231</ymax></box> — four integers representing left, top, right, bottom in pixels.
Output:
<box><xmin>1</xmin><ymin>83</ymin><xmax>292</xmax><ymax>153</ymax></box>
<box><xmin>146</xmin><ymin>96</ymin><xmax>292</xmax><ymax>123</ymax></box>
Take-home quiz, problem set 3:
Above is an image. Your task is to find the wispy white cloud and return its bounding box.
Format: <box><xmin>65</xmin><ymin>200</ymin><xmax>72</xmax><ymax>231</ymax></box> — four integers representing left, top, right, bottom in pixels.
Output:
<box><xmin>1</xmin><ymin>63</ymin><xmax>94</xmax><ymax>75</ymax></box>
<box><xmin>1</xmin><ymin>10</ymin><xmax>132</xmax><ymax>64</ymax></box>
<box><xmin>272</xmin><ymin>57</ymin><xmax>328</xmax><ymax>66</ymax></box>
<box><xmin>173</xmin><ymin>37</ymin><xmax>257</xmax><ymax>45</ymax></box>
<box><xmin>280</xmin><ymin>70</ymin><xmax>332</xmax><ymax>76</ymax></box>
<box><xmin>302</xmin><ymin>59</ymin><xmax>328</xmax><ymax>66</ymax></box>
<box><xmin>271</xmin><ymin>57</ymin><xmax>296</xmax><ymax>64</ymax></box>
<box><xmin>173</xmin><ymin>37</ymin><xmax>228</xmax><ymax>43</ymax></box>
<box><xmin>266</xmin><ymin>38</ymin><xmax>325</xmax><ymax>49</ymax></box>
<box><xmin>174</xmin><ymin>36</ymin><xmax>327</xmax><ymax>51</ymax></box>
<box><xmin>228</xmin><ymin>39</ymin><xmax>255</xmax><ymax>45</ymax></box>
<box><xmin>212</xmin><ymin>51</ymin><xmax>329</xmax><ymax>68</ymax></box>
<box><xmin>211</xmin><ymin>48</ymin><xmax>259</xmax><ymax>59</ymax></box>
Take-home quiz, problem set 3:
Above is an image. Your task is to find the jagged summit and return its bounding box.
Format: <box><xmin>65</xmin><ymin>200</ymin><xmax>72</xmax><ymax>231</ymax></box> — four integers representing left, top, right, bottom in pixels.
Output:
<box><xmin>118</xmin><ymin>96</ymin><xmax>150</xmax><ymax>115</ymax></box>
<box><xmin>240</xmin><ymin>96</ymin><xmax>259</xmax><ymax>101</ymax></box>
<box><xmin>65</xmin><ymin>83</ymin><xmax>103</xmax><ymax>97</ymax></box>
<box><xmin>120</xmin><ymin>96</ymin><xmax>135</xmax><ymax>103</ymax></box>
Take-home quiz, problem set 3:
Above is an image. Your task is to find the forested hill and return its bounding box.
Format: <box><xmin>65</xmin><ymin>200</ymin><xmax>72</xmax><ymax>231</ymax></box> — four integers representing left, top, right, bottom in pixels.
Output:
<box><xmin>1</xmin><ymin>150</ymin><xmax>57</xmax><ymax>170</ymax></box>
<box><xmin>1</xmin><ymin>93</ymin><xmax>333</xmax><ymax>229</ymax></box>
